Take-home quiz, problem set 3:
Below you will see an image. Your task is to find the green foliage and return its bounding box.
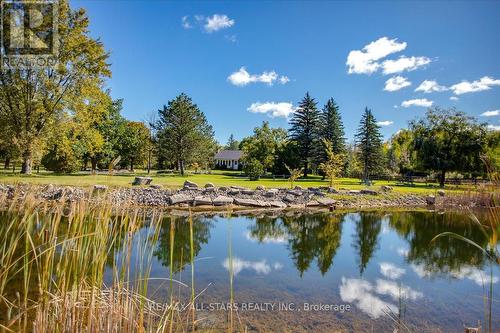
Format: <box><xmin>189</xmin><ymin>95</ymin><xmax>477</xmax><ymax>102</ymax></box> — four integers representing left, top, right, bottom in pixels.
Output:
<box><xmin>41</xmin><ymin>119</ymin><xmax>81</xmax><ymax>173</ymax></box>
<box><xmin>118</xmin><ymin>121</ymin><xmax>150</xmax><ymax>171</ymax></box>
<box><xmin>289</xmin><ymin>93</ymin><xmax>320</xmax><ymax>177</ymax></box>
<box><xmin>225</xmin><ymin>134</ymin><xmax>240</xmax><ymax>150</ymax></box>
<box><xmin>243</xmin><ymin>158</ymin><xmax>264</xmax><ymax>181</ymax></box>
<box><xmin>240</xmin><ymin>121</ymin><xmax>287</xmax><ymax>171</ymax></box>
<box><xmin>285</xmin><ymin>164</ymin><xmax>303</xmax><ymax>189</ymax></box>
<box><xmin>0</xmin><ymin>0</ymin><xmax>111</xmax><ymax>174</ymax></box>
<box><xmin>273</xmin><ymin>140</ymin><xmax>301</xmax><ymax>175</ymax></box>
<box><xmin>386</xmin><ymin>129</ymin><xmax>415</xmax><ymax>177</ymax></box>
<box><xmin>316</xmin><ymin>98</ymin><xmax>346</xmax><ymax>166</ymax></box>
<box><xmin>355</xmin><ymin>108</ymin><xmax>384</xmax><ymax>182</ymax></box>
<box><xmin>410</xmin><ymin>107</ymin><xmax>488</xmax><ymax>186</ymax></box>
<box><xmin>319</xmin><ymin>139</ymin><xmax>345</xmax><ymax>188</ymax></box>
<box><xmin>154</xmin><ymin>93</ymin><xmax>216</xmax><ymax>175</ymax></box>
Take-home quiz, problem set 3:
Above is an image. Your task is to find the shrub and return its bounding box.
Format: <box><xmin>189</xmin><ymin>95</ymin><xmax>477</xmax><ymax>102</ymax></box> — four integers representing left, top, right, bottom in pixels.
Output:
<box><xmin>243</xmin><ymin>158</ymin><xmax>264</xmax><ymax>181</ymax></box>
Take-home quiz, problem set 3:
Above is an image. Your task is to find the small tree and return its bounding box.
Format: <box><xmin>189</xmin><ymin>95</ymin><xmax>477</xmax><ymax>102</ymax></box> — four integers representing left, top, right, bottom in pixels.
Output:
<box><xmin>285</xmin><ymin>164</ymin><xmax>303</xmax><ymax>189</ymax></box>
<box><xmin>244</xmin><ymin>158</ymin><xmax>264</xmax><ymax>181</ymax></box>
<box><xmin>319</xmin><ymin>139</ymin><xmax>345</xmax><ymax>188</ymax></box>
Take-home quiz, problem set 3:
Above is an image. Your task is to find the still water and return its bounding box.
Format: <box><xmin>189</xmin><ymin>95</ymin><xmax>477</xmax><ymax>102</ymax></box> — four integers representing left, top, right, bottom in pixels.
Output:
<box><xmin>116</xmin><ymin>210</ymin><xmax>500</xmax><ymax>332</ymax></box>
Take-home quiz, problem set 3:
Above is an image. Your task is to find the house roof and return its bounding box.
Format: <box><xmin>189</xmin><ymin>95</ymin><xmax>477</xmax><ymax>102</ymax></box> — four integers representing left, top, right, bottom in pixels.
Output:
<box><xmin>214</xmin><ymin>150</ymin><xmax>244</xmax><ymax>160</ymax></box>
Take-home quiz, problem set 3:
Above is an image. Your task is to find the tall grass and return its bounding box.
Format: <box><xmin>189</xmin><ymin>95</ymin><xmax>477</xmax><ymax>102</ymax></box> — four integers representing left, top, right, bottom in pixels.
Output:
<box><xmin>0</xmin><ymin>190</ymin><xmax>195</xmax><ymax>332</ymax></box>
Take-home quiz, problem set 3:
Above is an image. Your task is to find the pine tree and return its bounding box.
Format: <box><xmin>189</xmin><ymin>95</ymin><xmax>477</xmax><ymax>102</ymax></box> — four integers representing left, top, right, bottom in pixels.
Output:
<box><xmin>289</xmin><ymin>92</ymin><xmax>320</xmax><ymax>177</ymax></box>
<box><xmin>355</xmin><ymin>108</ymin><xmax>384</xmax><ymax>183</ymax></box>
<box><xmin>225</xmin><ymin>134</ymin><xmax>240</xmax><ymax>150</ymax></box>
<box><xmin>316</xmin><ymin>98</ymin><xmax>346</xmax><ymax>172</ymax></box>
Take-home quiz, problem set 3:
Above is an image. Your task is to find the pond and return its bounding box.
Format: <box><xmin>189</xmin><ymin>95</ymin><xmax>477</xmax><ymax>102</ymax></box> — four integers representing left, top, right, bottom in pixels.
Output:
<box><xmin>113</xmin><ymin>210</ymin><xmax>499</xmax><ymax>332</ymax></box>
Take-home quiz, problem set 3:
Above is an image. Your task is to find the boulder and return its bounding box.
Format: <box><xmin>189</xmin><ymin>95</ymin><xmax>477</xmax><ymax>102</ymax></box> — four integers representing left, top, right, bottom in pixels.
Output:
<box><xmin>327</xmin><ymin>187</ymin><xmax>338</xmax><ymax>194</ymax></box>
<box><xmin>230</xmin><ymin>185</ymin><xmax>246</xmax><ymax>190</ymax></box>
<box><xmin>183</xmin><ymin>180</ymin><xmax>198</xmax><ymax>188</ymax></box>
<box><xmin>426</xmin><ymin>195</ymin><xmax>436</xmax><ymax>205</ymax></box>
<box><xmin>437</xmin><ymin>189</ymin><xmax>445</xmax><ymax>197</ymax></box>
<box><xmin>269</xmin><ymin>200</ymin><xmax>287</xmax><ymax>208</ymax></box>
<box><xmin>218</xmin><ymin>186</ymin><xmax>228</xmax><ymax>191</ymax></box>
<box><xmin>193</xmin><ymin>196</ymin><xmax>212</xmax><ymax>206</ymax></box>
<box><xmin>381</xmin><ymin>185</ymin><xmax>393</xmax><ymax>192</ymax></box>
<box><xmin>306</xmin><ymin>200</ymin><xmax>320</xmax><ymax>207</ymax></box>
<box><xmin>132</xmin><ymin>177</ymin><xmax>153</xmax><ymax>186</ymax></box>
<box><xmin>93</xmin><ymin>184</ymin><xmax>107</xmax><ymax>193</ymax></box>
<box><xmin>204</xmin><ymin>183</ymin><xmax>215</xmax><ymax>188</ymax></box>
<box><xmin>317</xmin><ymin>198</ymin><xmax>336</xmax><ymax>206</ymax></box>
<box><xmin>348</xmin><ymin>190</ymin><xmax>361</xmax><ymax>194</ymax></box>
<box><xmin>212</xmin><ymin>196</ymin><xmax>234</xmax><ymax>206</ymax></box>
<box><xmin>294</xmin><ymin>185</ymin><xmax>303</xmax><ymax>190</ymax></box>
<box><xmin>228</xmin><ymin>189</ymin><xmax>240</xmax><ymax>195</ymax></box>
<box><xmin>150</xmin><ymin>184</ymin><xmax>162</xmax><ymax>189</ymax></box>
<box><xmin>241</xmin><ymin>189</ymin><xmax>255</xmax><ymax>195</ymax></box>
<box><xmin>256</xmin><ymin>185</ymin><xmax>266</xmax><ymax>191</ymax></box>
<box><xmin>283</xmin><ymin>195</ymin><xmax>296</xmax><ymax>203</ymax></box>
<box><xmin>169</xmin><ymin>194</ymin><xmax>193</xmax><ymax>205</ymax></box>
<box><xmin>233</xmin><ymin>198</ymin><xmax>270</xmax><ymax>207</ymax></box>
<box><xmin>264</xmin><ymin>189</ymin><xmax>279</xmax><ymax>197</ymax></box>
<box><xmin>287</xmin><ymin>190</ymin><xmax>303</xmax><ymax>197</ymax></box>
<box><xmin>361</xmin><ymin>189</ymin><xmax>378</xmax><ymax>195</ymax></box>
<box><xmin>203</xmin><ymin>186</ymin><xmax>216</xmax><ymax>193</ymax></box>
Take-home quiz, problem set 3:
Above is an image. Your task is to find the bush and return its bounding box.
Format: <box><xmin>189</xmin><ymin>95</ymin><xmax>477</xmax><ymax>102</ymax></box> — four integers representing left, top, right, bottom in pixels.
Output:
<box><xmin>243</xmin><ymin>158</ymin><xmax>264</xmax><ymax>181</ymax></box>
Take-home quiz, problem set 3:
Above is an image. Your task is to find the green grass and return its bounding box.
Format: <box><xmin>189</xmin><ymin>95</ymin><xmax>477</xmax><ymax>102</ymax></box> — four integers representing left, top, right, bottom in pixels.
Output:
<box><xmin>0</xmin><ymin>169</ymin><xmax>476</xmax><ymax>194</ymax></box>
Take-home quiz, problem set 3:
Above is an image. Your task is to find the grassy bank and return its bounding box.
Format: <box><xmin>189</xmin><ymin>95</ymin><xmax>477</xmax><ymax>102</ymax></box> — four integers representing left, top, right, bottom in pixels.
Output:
<box><xmin>0</xmin><ymin>169</ymin><xmax>478</xmax><ymax>195</ymax></box>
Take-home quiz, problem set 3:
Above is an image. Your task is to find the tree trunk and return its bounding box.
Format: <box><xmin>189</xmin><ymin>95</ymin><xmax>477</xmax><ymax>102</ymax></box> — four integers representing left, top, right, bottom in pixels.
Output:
<box><xmin>4</xmin><ymin>157</ymin><xmax>10</xmax><ymax>169</ymax></box>
<box><xmin>91</xmin><ymin>158</ymin><xmax>97</xmax><ymax>174</ymax></box>
<box><xmin>130</xmin><ymin>160</ymin><xmax>134</xmax><ymax>172</ymax></box>
<box><xmin>21</xmin><ymin>146</ymin><xmax>33</xmax><ymax>174</ymax></box>
<box><xmin>439</xmin><ymin>170</ymin><xmax>446</xmax><ymax>188</ymax></box>
<box><xmin>147</xmin><ymin>149</ymin><xmax>151</xmax><ymax>174</ymax></box>
<box><xmin>179</xmin><ymin>160</ymin><xmax>185</xmax><ymax>176</ymax></box>
<box><xmin>303</xmin><ymin>161</ymin><xmax>308</xmax><ymax>177</ymax></box>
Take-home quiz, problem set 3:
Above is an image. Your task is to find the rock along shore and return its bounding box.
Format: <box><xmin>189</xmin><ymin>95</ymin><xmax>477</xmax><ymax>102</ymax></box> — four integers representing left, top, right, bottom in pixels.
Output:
<box><xmin>1</xmin><ymin>180</ymin><xmax>473</xmax><ymax>210</ymax></box>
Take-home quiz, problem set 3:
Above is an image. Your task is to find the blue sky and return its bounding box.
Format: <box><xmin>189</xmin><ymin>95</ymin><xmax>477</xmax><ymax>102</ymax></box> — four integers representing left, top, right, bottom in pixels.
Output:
<box><xmin>73</xmin><ymin>0</ymin><xmax>500</xmax><ymax>143</ymax></box>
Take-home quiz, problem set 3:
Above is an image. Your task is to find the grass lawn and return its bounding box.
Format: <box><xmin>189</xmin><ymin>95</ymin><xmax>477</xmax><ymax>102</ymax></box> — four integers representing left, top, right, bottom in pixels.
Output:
<box><xmin>0</xmin><ymin>169</ymin><xmax>477</xmax><ymax>195</ymax></box>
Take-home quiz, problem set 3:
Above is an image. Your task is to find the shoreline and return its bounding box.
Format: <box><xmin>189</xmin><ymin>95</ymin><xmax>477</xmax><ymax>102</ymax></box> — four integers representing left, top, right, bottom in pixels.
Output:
<box><xmin>1</xmin><ymin>182</ymin><xmax>496</xmax><ymax>212</ymax></box>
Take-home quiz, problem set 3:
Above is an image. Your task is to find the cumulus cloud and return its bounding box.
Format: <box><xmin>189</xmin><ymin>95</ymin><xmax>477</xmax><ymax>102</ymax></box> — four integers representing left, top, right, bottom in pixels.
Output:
<box><xmin>401</xmin><ymin>98</ymin><xmax>433</xmax><ymax>108</ymax></box>
<box><xmin>488</xmin><ymin>124</ymin><xmax>500</xmax><ymax>131</ymax></box>
<box><xmin>397</xmin><ymin>247</ymin><xmax>409</xmax><ymax>257</ymax></box>
<box><xmin>450</xmin><ymin>96</ymin><xmax>459</xmax><ymax>101</ymax></box>
<box><xmin>346</xmin><ymin>37</ymin><xmax>407</xmax><ymax>74</ymax></box>
<box><xmin>450</xmin><ymin>76</ymin><xmax>500</xmax><ymax>95</ymax></box>
<box><xmin>379</xmin><ymin>262</ymin><xmax>405</xmax><ymax>279</ymax></box>
<box><xmin>245</xmin><ymin>231</ymin><xmax>288</xmax><ymax>244</ymax></box>
<box><xmin>382</xmin><ymin>56</ymin><xmax>431</xmax><ymax>75</ymax></box>
<box><xmin>480</xmin><ymin>110</ymin><xmax>500</xmax><ymax>117</ymax></box>
<box><xmin>415</xmin><ymin>80</ymin><xmax>448</xmax><ymax>93</ymax></box>
<box><xmin>384</xmin><ymin>76</ymin><xmax>411</xmax><ymax>92</ymax></box>
<box><xmin>204</xmin><ymin>14</ymin><xmax>234</xmax><ymax>33</ymax></box>
<box><xmin>247</xmin><ymin>102</ymin><xmax>296</xmax><ymax>118</ymax></box>
<box><xmin>377</xmin><ymin>121</ymin><xmax>393</xmax><ymax>126</ymax></box>
<box><xmin>181</xmin><ymin>16</ymin><xmax>192</xmax><ymax>29</ymax></box>
<box><xmin>375</xmin><ymin>279</ymin><xmax>423</xmax><ymax>301</ymax></box>
<box><xmin>339</xmin><ymin>278</ymin><xmax>397</xmax><ymax>319</ymax></box>
<box><xmin>222</xmin><ymin>257</ymin><xmax>282</xmax><ymax>276</ymax></box>
<box><xmin>449</xmin><ymin>266</ymin><xmax>499</xmax><ymax>286</ymax></box>
<box><xmin>228</xmin><ymin>67</ymin><xmax>289</xmax><ymax>86</ymax></box>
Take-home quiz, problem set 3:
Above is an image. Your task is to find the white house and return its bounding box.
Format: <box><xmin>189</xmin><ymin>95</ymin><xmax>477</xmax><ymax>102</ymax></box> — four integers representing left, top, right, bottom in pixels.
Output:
<box><xmin>214</xmin><ymin>150</ymin><xmax>243</xmax><ymax>170</ymax></box>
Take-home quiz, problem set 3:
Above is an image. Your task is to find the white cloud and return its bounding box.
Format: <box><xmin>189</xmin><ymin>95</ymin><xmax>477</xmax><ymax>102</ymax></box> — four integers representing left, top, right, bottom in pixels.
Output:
<box><xmin>379</xmin><ymin>262</ymin><xmax>405</xmax><ymax>279</ymax></box>
<box><xmin>450</xmin><ymin>96</ymin><xmax>459</xmax><ymax>101</ymax></box>
<box><xmin>377</xmin><ymin>120</ymin><xmax>394</xmax><ymax>126</ymax></box>
<box><xmin>346</xmin><ymin>37</ymin><xmax>407</xmax><ymax>74</ymax></box>
<box><xmin>228</xmin><ymin>67</ymin><xmax>289</xmax><ymax>86</ymax></box>
<box><xmin>450</xmin><ymin>76</ymin><xmax>500</xmax><ymax>95</ymax></box>
<box><xmin>245</xmin><ymin>231</ymin><xmax>288</xmax><ymax>244</ymax></box>
<box><xmin>382</xmin><ymin>56</ymin><xmax>431</xmax><ymax>75</ymax></box>
<box><xmin>222</xmin><ymin>257</ymin><xmax>280</xmax><ymax>276</ymax></box>
<box><xmin>224</xmin><ymin>34</ymin><xmax>237</xmax><ymax>43</ymax></box>
<box><xmin>204</xmin><ymin>14</ymin><xmax>234</xmax><ymax>33</ymax></box>
<box><xmin>480</xmin><ymin>110</ymin><xmax>500</xmax><ymax>117</ymax></box>
<box><xmin>375</xmin><ymin>279</ymin><xmax>423</xmax><ymax>301</ymax></box>
<box><xmin>401</xmin><ymin>98</ymin><xmax>433</xmax><ymax>108</ymax></box>
<box><xmin>384</xmin><ymin>76</ymin><xmax>411</xmax><ymax>92</ymax></box>
<box><xmin>339</xmin><ymin>277</ymin><xmax>397</xmax><ymax>319</ymax></box>
<box><xmin>449</xmin><ymin>266</ymin><xmax>499</xmax><ymax>286</ymax></box>
<box><xmin>248</xmin><ymin>102</ymin><xmax>296</xmax><ymax>118</ymax></box>
<box><xmin>415</xmin><ymin>80</ymin><xmax>447</xmax><ymax>93</ymax></box>
<box><xmin>397</xmin><ymin>247</ymin><xmax>409</xmax><ymax>257</ymax></box>
<box><xmin>487</xmin><ymin>124</ymin><xmax>500</xmax><ymax>131</ymax></box>
<box><xmin>181</xmin><ymin>16</ymin><xmax>192</xmax><ymax>29</ymax></box>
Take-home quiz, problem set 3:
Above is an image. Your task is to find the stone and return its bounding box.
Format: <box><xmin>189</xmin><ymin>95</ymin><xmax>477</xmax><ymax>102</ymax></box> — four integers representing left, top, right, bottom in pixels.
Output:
<box><xmin>212</xmin><ymin>196</ymin><xmax>234</xmax><ymax>206</ymax></box>
<box><xmin>317</xmin><ymin>198</ymin><xmax>336</xmax><ymax>206</ymax></box>
<box><xmin>169</xmin><ymin>194</ymin><xmax>193</xmax><ymax>205</ymax></box>
<box><xmin>269</xmin><ymin>200</ymin><xmax>287</xmax><ymax>208</ymax></box>
<box><xmin>183</xmin><ymin>180</ymin><xmax>198</xmax><ymax>188</ymax></box>
<box><xmin>426</xmin><ymin>195</ymin><xmax>436</xmax><ymax>205</ymax></box>
<box><xmin>348</xmin><ymin>190</ymin><xmax>361</xmax><ymax>194</ymax></box>
<box><xmin>218</xmin><ymin>186</ymin><xmax>228</xmax><ymax>191</ymax></box>
<box><xmin>205</xmin><ymin>183</ymin><xmax>215</xmax><ymax>188</ymax></box>
<box><xmin>93</xmin><ymin>184</ymin><xmax>107</xmax><ymax>192</ymax></box>
<box><xmin>381</xmin><ymin>185</ymin><xmax>393</xmax><ymax>192</ymax></box>
<box><xmin>241</xmin><ymin>189</ymin><xmax>255</xmax><ymax>195</ymax></box>
<box><xmin>437</xmin><ymin>189</ymin><xmax>445</xmax><ymax>197</ymax></box>
<box><xmin>132</xmin><ymin>177</ymin><xmax>153</xmax><ymax>185</ymax></box>
<box><xmin>230</xmin><ymin>185</ymin><xmax>246</xmax><ymax>190</ymax></box>
<box><xmin>228</xmin><ymin>189</ymin><xmax>240</xmax><ymax>195</ymax></box>
<box><xmin>150</xmin><ymin>184</ymin><xmax>162</xmax><ymax>189</ymax></box>
<box><xmin>306</xmin><ymin>200</ymin><xmax>320</xmax><ymax>207</ymax></box>
<box><xmin>283</xmin><ymin>195</ymin><xmax>296</xmax><ymax>203</ymax></box>
<box><xmin>203</xmin><ymin>186</ymin><xmax>216</xmax><ymax>193</ymax></box>
<box><xmin>361</xmin><ymin>189</ymin><xmax>378</xmax><ymax>195</ymax></box>
<box><xmin>327</xmin><ymin>187</ymin><xmax>338</xmax><ymax>193</ymax></box>
<box><xmin>294</xmin><ymin>185</ymin><xmax>303</xmax><ymax>190</ymax></box>
<box><xmin>256</xmin><ymin>185</ymin><xmax>266</xmax><ymax>191</ymax></box>
<box><xmin>287</xmin><ymin>190</ymin><xmax>303</xmax><ymax>197</ymax></box>
<box><xmin>264</xmin><ymin>189</ymin><xmax>279</xmax><ymax>197</ymax></box>
<box><xmin>193</xmin><ymin>196</ymin><xmax>212</xmax><ymax>206</ymax></box>
<box><xmin>233</xmin><ymin>198</ymin><xmax>270</xmax><ymax>207</ymax></box>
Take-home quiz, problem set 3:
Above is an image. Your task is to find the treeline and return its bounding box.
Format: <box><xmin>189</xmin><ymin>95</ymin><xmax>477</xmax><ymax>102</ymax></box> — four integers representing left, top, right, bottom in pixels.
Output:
<box><xmin>231</xmin><ymin>93</ymin><xmax>499</xmax><ymax>187</ymax></box>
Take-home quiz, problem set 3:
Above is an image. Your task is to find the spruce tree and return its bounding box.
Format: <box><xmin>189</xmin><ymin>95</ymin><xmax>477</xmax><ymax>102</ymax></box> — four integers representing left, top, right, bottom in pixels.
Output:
<box><xmin>289</xmin><ymin>93</ymin><xmax>320</xmax><ymax>177</ymax></box>
<box><xmin>316</xmin><ymin>98</ymin><xmax>346</xmax><ymax>167</ymax></box>
<box><xmin>355</xmin><ymin>107</ymin><xmax>384</xmax><ymax>183</ymax></box>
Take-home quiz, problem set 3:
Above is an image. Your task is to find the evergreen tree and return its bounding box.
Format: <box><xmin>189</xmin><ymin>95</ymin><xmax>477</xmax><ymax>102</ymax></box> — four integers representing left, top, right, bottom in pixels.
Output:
<box><xmin>154</xmin><ymin>93</ymin><xmax>215</xmax><ymax>175</ymax></box>
<box><xmin>319</xmin><ymin>98</ymin><xmax>345</xmax><ymax>154</ymax></box>
<box><xmin>355</xmin><ymin>108</ymin><xmax>384</xmax><ymax>182</ymax></box>
<box><xmin>289</xmin><ymin>92</ymin><xmax>320</xmax><ymax>177</ymax></box>
<box><xmin>225</xmin><ymin>134</ymin><xmax>240</xmax><ymax>150</ymax></box>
